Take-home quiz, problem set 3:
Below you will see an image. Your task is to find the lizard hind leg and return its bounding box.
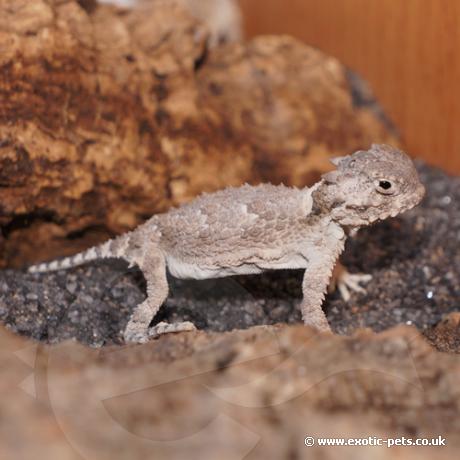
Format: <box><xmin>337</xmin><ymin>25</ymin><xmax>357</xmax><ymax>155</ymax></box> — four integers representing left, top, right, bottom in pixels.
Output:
<box><xmin>123</xmin><ymin>249</ymin><xmax>196</xmax><ymax>343</ymax></box>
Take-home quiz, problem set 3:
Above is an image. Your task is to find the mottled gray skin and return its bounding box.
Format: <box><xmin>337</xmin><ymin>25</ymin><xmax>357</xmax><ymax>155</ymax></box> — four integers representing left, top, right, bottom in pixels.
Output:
<box><xmin>29</xmin><ymin>144</ymin><xmax>425</xmax><ymax>342</ymax></box>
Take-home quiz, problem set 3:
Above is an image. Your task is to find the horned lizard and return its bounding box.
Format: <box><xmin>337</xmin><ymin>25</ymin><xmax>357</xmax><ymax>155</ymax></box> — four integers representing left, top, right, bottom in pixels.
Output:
<box><xmin>29</xmin><ymin>144</ymin><xmax>425</xmax><ymax>342</ymax></box>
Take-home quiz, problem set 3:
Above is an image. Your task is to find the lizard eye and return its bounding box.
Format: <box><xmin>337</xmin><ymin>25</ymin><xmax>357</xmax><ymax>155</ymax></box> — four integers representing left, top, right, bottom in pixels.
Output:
<box><xmin>375</xmin><ymin>179</ymin><xmax>395</xmax><ymax>195</ymax></box>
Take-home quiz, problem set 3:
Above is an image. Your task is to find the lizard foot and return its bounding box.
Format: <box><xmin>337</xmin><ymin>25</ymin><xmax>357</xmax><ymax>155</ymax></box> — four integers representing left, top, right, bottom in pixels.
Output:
<box><xmin>148</xmin><ymin>321</ymin><xmax>197</xmax><ymax>339</ymax></box>
<box><xmin>329</xmin><ymin>262</ymin><xmax>372</xmax><ymax>301</ymax></box>
<box><xmin>336</xmin><ymin>270</ymin><xmax>372</xmax><ymax>301</ymax></box>
<box><xmin>124</xmin><ymin>321</ymin><xmax>197</xmax><ymax>343</ymax></box>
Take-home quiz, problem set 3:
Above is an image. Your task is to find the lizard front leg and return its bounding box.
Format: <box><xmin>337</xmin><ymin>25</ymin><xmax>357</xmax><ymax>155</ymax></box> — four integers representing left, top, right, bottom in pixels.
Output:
<box><xmin>300</xmin><ymin>250</ymin><xmax>342</xmax><ymax>332</ymax></box>
<box><xmin>123</xmin><ymin>248</ymin><xmax>195</xmax><ymax>343</ymax></box>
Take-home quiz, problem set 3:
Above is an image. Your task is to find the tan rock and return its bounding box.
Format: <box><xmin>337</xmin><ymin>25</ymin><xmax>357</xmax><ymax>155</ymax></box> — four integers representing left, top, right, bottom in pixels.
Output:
<box><xmin>1</xmin><ymin>324</ymin><xmax>459</xmax><ymax>459</ymax></box>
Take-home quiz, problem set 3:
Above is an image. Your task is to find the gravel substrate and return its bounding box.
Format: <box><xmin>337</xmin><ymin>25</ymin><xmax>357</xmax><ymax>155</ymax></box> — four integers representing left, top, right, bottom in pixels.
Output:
<box><xmin>0</xmin><ymin>163</ymin><xmax>459</xmax><ymax>347</ymax></box>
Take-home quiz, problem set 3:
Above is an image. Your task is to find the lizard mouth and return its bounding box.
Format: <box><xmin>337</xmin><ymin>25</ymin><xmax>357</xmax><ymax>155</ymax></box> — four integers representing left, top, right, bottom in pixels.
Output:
<box><xmin>376</xmin><ymin>189</ymin><xmax>424</xmax><ymax>221</ymax></box>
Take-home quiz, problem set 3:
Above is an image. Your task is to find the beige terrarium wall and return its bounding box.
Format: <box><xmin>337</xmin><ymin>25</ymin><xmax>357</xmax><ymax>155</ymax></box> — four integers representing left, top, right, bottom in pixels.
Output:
<box><xmin>240</xmin><ymin>0</ymin><xmax>460</xmax><ymax>174</ymax></box>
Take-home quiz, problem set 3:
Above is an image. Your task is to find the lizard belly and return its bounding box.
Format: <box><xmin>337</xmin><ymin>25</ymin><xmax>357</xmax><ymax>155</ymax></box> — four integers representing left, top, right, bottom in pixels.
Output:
<box><xmin>166</xmin><ymin>253</ymin><xmax>309</xmax><ymax>280</ymax></box>
<box><xmin>166</xmin><ymin>256</ymin><xmax>264</xmax><ymax>279</ymax></box>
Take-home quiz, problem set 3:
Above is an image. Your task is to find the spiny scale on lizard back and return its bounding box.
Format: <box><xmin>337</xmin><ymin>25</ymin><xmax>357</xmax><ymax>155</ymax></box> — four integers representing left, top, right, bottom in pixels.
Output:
<box><xmin>156</xmin><ymin>183</ymin><xmax>315</xmax><ymax>257</ymax></box>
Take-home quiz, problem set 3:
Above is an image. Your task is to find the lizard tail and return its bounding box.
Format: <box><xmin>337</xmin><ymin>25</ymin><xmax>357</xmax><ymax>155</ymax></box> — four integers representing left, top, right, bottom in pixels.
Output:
<box><xmin>28</xmin><ymin>232</ymin><xmax>133</xmax><ymax>274</ymax></box>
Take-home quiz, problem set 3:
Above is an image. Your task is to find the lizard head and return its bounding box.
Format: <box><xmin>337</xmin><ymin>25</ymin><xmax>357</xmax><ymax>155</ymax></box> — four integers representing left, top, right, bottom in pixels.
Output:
<box><xmin>318</xmin><ymin>144</ymin><xmax>425</xmax><ymax>227</ymax></box>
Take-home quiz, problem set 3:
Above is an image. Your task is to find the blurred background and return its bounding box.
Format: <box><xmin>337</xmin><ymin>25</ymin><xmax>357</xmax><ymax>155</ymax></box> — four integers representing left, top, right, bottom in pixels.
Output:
<box><xmin>240</xmin><ymin>0</ymin><xmax>460</xmax><ymax>174</ymax></box>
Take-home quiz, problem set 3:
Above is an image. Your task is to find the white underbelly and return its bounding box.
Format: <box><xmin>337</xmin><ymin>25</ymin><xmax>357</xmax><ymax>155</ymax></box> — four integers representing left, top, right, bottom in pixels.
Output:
<box><xmin>166</xmin><ymin>253</ymin><xmax>309</xmax><ymax>280</ymax></box>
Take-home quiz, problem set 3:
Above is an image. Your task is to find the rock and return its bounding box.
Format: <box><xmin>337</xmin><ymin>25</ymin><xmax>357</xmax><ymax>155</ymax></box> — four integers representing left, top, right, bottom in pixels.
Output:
<box><xmin>425</xmin><ymin>312</ymin><xmax>460</xmax><ymax>353</ymax></box>
<box><xmin>1</xmin><ymin>324</ymin><xmax>459</xmax><ymax>459</ymax></box>
<box><xmin>0</xmin><ymin>0</ymin><xmax>396</xmax><ymax>268</ymax></box>
<box><xmin>100</xmin><ymin>0</ymin><xmax>244</xmax><ymax>45</ymax></box>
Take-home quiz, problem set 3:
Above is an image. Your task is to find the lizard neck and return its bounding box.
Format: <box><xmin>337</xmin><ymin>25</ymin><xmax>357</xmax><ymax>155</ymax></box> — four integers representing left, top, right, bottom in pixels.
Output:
<box><xmin>310</xmin><ymin>180</ymin><xmax>341</xmax><ymax>218</ymax></box>
<box><xmin>309</xmin><ymin>180</ymin><xmax>363</xmax><ymax>231</ymax></box>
